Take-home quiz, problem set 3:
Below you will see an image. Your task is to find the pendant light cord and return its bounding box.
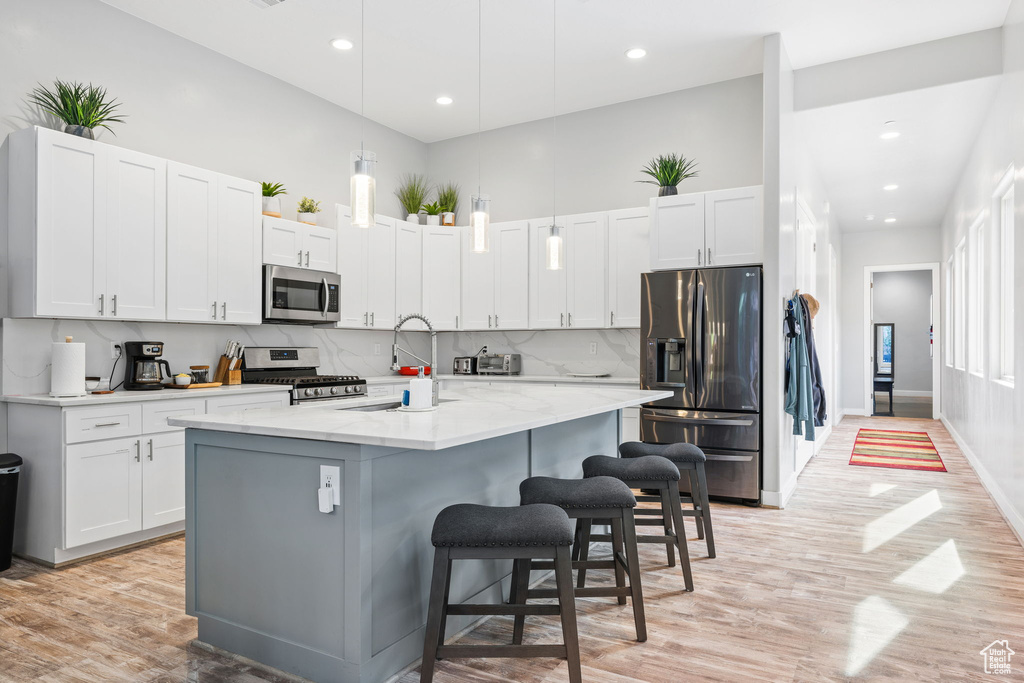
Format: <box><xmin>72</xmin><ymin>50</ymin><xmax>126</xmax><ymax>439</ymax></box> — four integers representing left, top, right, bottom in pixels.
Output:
<box><xmin>477</xmin><ymin>0</ymin><xmax>482</xmax><ymax>198</ymax></box>
<box><xmin>360</xmin><ymin>0</ymin><xmax>365</xmax><ymax>155</ymax></box>
<box><xmin>551</xmin><ymin>0</ymin><xmax>557</xmax><ymax>224</ymax></box>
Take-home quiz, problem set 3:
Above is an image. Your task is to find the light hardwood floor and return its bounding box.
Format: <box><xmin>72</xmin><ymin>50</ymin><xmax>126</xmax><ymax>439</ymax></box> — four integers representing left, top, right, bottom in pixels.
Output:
<box><xmin>2</xmin><ymin>415</ymin><xmax>1022</xmax><ymax>682</ymax></box>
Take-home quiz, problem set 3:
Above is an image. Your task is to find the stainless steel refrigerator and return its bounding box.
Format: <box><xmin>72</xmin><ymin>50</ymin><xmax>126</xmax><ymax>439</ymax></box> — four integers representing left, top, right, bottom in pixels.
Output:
<box><xmin>640</xmin><ymin>266</ymin><xmax>762</xmax><ymax>503</ymax></box>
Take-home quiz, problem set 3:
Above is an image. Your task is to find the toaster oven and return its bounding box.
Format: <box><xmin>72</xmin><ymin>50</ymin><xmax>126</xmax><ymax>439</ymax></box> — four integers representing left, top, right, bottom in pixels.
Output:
<box><xmin>476</xmin><ymin>353</ymin><xmax>521</xmax><ymax>375</ymax></box>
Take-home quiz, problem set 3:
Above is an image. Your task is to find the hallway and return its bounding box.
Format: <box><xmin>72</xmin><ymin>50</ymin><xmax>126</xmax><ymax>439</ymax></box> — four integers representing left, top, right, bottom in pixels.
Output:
<box><xmin>1</xmin><ymin>417</ymin><xmax>1022</xmax><ymax>681</ymax></box>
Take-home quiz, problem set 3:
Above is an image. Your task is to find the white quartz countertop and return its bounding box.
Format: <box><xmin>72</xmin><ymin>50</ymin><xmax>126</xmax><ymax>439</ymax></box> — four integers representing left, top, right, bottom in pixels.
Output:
<box><xmin>1</xmin><ymin>383</ymin><xmax>289</xmax><ymax>407</ymax></box>
<box><xmin>365</xmin><ymin>374</ymin><xmax>640</xmax><ymax>386</ymax></box>
<box><xmin>169</xmin><ymin>384</ymin><xmax>670</xmax><ymax>451</ymax></box>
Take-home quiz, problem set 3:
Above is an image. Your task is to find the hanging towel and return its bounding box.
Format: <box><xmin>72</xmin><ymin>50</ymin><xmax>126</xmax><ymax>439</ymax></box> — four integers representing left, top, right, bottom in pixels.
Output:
<box><xmin>784</xmin><ymin>295</ymin><xmax>815</xmax><ymax>441</ymax></box>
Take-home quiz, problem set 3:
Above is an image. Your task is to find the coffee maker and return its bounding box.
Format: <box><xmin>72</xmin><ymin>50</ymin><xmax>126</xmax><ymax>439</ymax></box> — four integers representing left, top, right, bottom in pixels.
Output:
<box><xmin>123</xmin><ymin>342</ymin><xmax>172</xmax><ymax>391</ymax></box>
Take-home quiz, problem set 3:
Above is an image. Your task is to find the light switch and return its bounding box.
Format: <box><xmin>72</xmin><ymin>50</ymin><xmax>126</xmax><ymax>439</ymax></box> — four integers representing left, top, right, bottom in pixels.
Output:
<box><xmin>320</xmin><ymin>465</ymin><xmax>341</xmax><ymax>506</ymax></box>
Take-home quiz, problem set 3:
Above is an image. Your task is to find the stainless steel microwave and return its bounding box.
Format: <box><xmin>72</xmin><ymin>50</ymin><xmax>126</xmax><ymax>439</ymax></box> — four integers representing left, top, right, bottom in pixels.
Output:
<box><xmin>263</xmin><ymin>265</ymin><xmax>341</xmax><ymax>324</ymax></box>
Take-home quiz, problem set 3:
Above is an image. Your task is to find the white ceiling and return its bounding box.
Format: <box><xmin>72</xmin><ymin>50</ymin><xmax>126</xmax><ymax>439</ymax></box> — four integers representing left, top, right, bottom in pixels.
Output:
<box><xmin>98</xmin><ymin>0</ymin><xmax>1011</xmax><ymax>142</ymax></box>
<box><xmin>799</xmin><ymin>77</ymin><xmax>1002</xmax><ymax>233</ymax></box>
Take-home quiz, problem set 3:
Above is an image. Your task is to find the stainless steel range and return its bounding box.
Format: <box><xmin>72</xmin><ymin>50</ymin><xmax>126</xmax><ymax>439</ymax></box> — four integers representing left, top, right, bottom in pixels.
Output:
<box><xmin>241</xmin><ymin>347</ymin><xmax>366</xmax><ymax>404</ymax></box>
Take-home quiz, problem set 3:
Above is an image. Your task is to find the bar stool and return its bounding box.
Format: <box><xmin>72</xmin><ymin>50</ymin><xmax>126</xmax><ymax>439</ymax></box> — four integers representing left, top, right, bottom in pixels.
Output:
<box><xmin>580</xmin><ymin>455</ymin><xmax>693</xmax><ymax>592</ymax></box>
<box><xmin>620</xmin><ymin>441</ymin><xmax>716</xmax><ymax>558</ymax></box>
<box><xmin>514</xmin><ymin>476</ymin><xmax>646</xmax><ymax>642</ymax></box>
<box><xmin>421</xmin><ymin>503</ymin><xmax>581</xmax><ymax>683</ymax></box>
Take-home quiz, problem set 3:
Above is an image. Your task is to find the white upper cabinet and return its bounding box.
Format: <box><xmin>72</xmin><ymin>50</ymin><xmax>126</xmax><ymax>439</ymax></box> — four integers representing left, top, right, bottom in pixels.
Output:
<box><xmin>396</xmin><ymin>220</ymin><xmax>424</xmax><ymax>330</ymax></box>
<box><xmin>167</xmin><ymin>162</ymin><xmax>218</xmax><ymax>322</ymax></box>
<box><xmin>336</xmin><ymin>206</ymin><xmax>395</xmax><ymax>328</ymax></box>
<box><xmin>649</xmin><ymin>192</ymin><xmax>704</xmax><ymax>271</ymax></box>
<box><xmin>650</xmin><ymin>185</ymin><xmax>763</xmax><ymax>271</ymax></box>
<box><xmin>607</xmin><ymin>207</ymin><xmax>649</xmax><ymax>328</ymax></box>
<box><xmin>367</xmin><ymin>216</ymin><xmax>397</xmax><ymax>329</ymax></box>
<box><xmin>528</xmin><ymin>219</ymin><xmax>567</xmax><ymax>329</ymax></box>
<box><xmin>422</xmin><ymin>225</ymin><xmax>462</xmax><ymax>330</ymax></box>
<box><xmin>704</xmin><ymin>185</ymin><xmax>763</xmax><ymax>267</ymax></box>
<box><xmin>461</xmin><ymin>227</ymin><xmax>495</xmax><ymax>330</ymax></box>
<box><xmin>492</xmin><ymin>220</ymin><xmax>530</xmax><ymax>329</ymax></box>
<box><xmin>215</xmin><ymin>175</ymin><xmax>262</xmax><ymax>324</ymax></box>
<box><xmin>565</xmin><ymin>212</ymin><xmax>608</xmax><ymax>329</ymax></box>
<box><xmin>263</xmin><ymin>217</ymin><xmax>337</xmax><ymax>272</ymax></box>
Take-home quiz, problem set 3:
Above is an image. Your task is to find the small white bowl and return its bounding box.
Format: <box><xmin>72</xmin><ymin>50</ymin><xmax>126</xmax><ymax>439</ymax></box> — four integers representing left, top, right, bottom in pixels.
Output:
<box><xmin>174</xmin><ymin>375</ymin><xmax>192</xmax><ymax>386</ymax></box>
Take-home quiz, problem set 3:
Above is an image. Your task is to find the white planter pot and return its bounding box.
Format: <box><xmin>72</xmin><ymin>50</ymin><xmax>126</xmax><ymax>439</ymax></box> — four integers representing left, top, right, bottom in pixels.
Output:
<box><xmin>426</xmin><ymin>215</ymin><xmax>440</xmax><ymax>226</ymax></box>
<box><xmin>441</xmin><ymin>212</ymin><xmax>455</xmax><ymax>227</ymax></box>
<box><xmin>298</xmin><ymin>212</ymin><xmax>317</xmax><ymax>225</ymax></box>
<box><xmin>262</xmin><ymin>196</ymin><xmax>282</xmax><ymax>217</ymax></box>
<box><xmin>407</xmin><ymin>213</ymin><xmax>421</xmax><ymax>225</ymax></box>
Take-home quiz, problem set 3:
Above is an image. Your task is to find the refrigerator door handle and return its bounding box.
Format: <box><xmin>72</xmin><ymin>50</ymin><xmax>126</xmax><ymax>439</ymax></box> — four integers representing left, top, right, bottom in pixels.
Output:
<box><xmin>645</xmin><ymin>414</ymin><xmax>754</xmax><ymax>427</ymax></box>
<box><xmin>693</xmin><ymin>281</ymin><xmax>705</xmax><ymax>394</ymax></box>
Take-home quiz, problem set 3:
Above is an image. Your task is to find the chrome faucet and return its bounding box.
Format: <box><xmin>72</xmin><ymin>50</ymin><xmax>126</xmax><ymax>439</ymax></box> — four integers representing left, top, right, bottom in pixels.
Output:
<box><xmin>391</xmin><ymin>314</ymin><xmax>438</xmax><ymax>406</ymax></box>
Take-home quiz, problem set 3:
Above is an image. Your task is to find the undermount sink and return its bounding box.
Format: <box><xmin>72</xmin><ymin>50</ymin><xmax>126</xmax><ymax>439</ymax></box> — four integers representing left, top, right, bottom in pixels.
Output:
<box><xmin>340</xmin><ymin>398</ymin><xmax>458</xmax><ymax>412</ymax></box>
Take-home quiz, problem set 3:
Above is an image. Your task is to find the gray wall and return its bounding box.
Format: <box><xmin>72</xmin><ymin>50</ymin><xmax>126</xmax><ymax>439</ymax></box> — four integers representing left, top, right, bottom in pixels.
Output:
<box><xmin>871</xmin><ymin>270</ymin><xmax>934</xmax><ymax>393</ymax></box>
<box><xmin>425</xmin><ymin>75</ymin><xmax>763</xmax><ymax>222</ymax></box>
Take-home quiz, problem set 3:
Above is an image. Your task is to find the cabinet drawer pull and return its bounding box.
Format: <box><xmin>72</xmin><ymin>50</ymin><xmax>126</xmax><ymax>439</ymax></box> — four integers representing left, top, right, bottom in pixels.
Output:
<box><xmin>488</xmin><ymin>314</ymin><xmax>492</xmax><ymax>328</ymax></box>
<box><xmin>134</xmin><ymin>441</ymin><xmax>141</xmax><ymax>463</ymax></box>
<box><xmin>98</xmin><ymin>294</ymin><xmax>105</xmax><ymax>316</ymax></box>
<box><xmin>147</xmin><ymin>439</ymin><xmax>154</xmax><ymax>461</ymax></box>
<box><xmin>370</xmin><ymin>311</ymin><xmax>374</xmax><ymax>326</ymax></box>
<box><xmin>568</xmin><ymin>312</ymin><xmax>573</xmax><ymax>327</ymax></box>
<box><xmin>610</xmin><ymin>311</ymin><xmax>615</xmax><ymax>326</ymax></box>
<box><xmin>560</xmin><ymin>313</ymin><xmax>564</xmax><ymax>327</ymax></box>
<box><xmin>222</xmin><ymin>302</ymin><xmax>227</xmax><ymax>320</ymax></box>
<box><xmin>298</xmin><ymin>250</ymin><xmax>303</xmax><ymax>266</ymax></box>
<box><xmin>94</xmin><ymin>422</ymin><xmax>121</xmax><ymax>428</ymax></box>
<box><xmin>305</xmin><ymin>251</ymin><xmax>310</xmax><ymax>267</ymax></box>
<box><xmin>495</xmin><ymin>315</ymin><xmax>499</xmax><ymax>328</ymax></box>
<box><xmin>364</xmin><ymin>312</ymin><xmax>368</xmax><ymax>327</ymax></box>
<box><xmin>707</xmin><ymin>248</ymin><xmax>712</xmax><ymax>265</ymax></box>
<box><xmin>111</xmin><ymin>294</ymin><xmax>117</xmax><ymax>316</ymax></box>
<box><xmin>212</xmin><ymin>301</ymin><xmax>218</xmax><ymax>319</ymax></box>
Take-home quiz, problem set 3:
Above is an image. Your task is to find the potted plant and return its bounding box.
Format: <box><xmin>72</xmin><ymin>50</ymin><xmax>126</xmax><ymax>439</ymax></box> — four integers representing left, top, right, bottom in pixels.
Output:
<box><xmin>437</xmin><ymin>182</ymin><xmax>460</xmax><ymax>226</ymax></box>
<box><xmin>421</xmin><ymin>201</ymin><xmax>443</xmax><ymax>226</ymax></box>
<box><xmin>297</xmin><ymin>197</ymin><xmax>322</xmax><ymax>225</ymax></box>
<box><xmin>395</xmin><ymin>173</ymin><xmax>428</xmax><ymax>224</ymax></box>
<box><xmin>638</xmin><ymin>153</ymin><xmax>699</xmax><ymax>197</ymax></box>
<box><xmin>261</xmin><ymin>182</ymin><xmax>287</xmax><ymax>218</ymax></box>
<box><xmin>28</xmin><ymin>80</ymin><xmax>126</xmax><ymax>139</ymax></box>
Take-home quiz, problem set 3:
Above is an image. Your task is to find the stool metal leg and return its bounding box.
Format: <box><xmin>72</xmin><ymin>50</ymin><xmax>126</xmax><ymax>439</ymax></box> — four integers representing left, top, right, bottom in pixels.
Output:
<box><xmin>553</xmin><ymin>545</ymin><xmax>583</xmax><ymax>683</ymax></box>
<box><xmin>421</xmin><ymin>547</ymin><xmax>451</xmax><ymax>682</ymax></box>
<box><xmin>511</xmin><ymin>558</ymin><xmax>530</xmax><ymax>645</ymax></box>
<box><xmin>620</xmin><ymin>508</ymin><xmax>647</xmax><ymax>642</ymax></box>
<box><xmin>695</xmin><ymin>463</ymin><xmax>716</xmax><ymax>558</ymax></box>
<box><xmin>575</xmin><ymin>520</ymin><xmax>592</xmax><ymax>589</ymax></box>
<box><xmin>666</xmin><ymin>486</ymin><xmax>694</xmax><ymax>592</ymax></box>
<box><xmin>659</xmin><ymin>490</ymin><xmax>676</xmax><ymax>567</ymax></box>
<box><xmin>687</xmin><ymin>468</ymin><xmax>705</xmax><ymax>540</ymax></box>
<box><xmin>610</xmin><ymin>518</ymin><xmax>627</xmax><ymax>605</ymax></box>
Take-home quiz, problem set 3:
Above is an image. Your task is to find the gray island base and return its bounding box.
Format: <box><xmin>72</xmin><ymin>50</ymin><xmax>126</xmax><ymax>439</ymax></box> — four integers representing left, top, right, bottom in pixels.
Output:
<box><xmin>174</xmin><ymin>385</ymin><xmax>671</xmax><ymax>683</ymax></box>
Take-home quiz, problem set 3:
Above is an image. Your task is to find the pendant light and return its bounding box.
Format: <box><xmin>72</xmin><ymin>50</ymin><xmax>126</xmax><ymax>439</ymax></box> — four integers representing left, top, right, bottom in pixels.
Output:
<box><xmin>545</xmin><ymin>0</ymin><xmax>564</xmax><ymax>270</ymax></box>
<box><xmin>469</xmin><ymin>0</ymin><xmax>490</xmax><ymax>253</ymax></box>
<box><xmin>350</xmin><ymin>0</ymin><xmax>375</xmax><ymax>228</ymax></box>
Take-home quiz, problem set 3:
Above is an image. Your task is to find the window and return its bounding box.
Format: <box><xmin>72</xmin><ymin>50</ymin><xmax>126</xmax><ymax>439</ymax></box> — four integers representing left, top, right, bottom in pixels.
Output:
<box><xmin>945</xmin><ymin>256</ymin><xmax>954</xmax><ymax>368</ymax></box>
<box><xmin>968</xmin><ymin>214</ymin><xmax>985</xmax><ymax>376</ymax></box>
<box><xmin>997</xmin><ymin>169</ymin><xmax>1015</xmax><ymax>383</ymax></box>
<box><xmin>954</xmin><ymin>236</ymin><xmax>966</xmax><ymax>371</ymax></box>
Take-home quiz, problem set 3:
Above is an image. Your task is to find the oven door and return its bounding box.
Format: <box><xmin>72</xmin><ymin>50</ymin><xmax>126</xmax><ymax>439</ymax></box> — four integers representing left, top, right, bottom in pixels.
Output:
<box><xmin>263</xmin><ymin>265</ymin><xmax>341</xmax><ymax>323</ymax></box>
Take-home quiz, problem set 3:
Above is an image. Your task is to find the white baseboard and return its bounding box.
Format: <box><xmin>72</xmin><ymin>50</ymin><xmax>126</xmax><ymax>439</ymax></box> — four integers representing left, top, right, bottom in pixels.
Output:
<box><xmin>892</xmin><ymin>390</ymin><xmax>933</xmax><ymax>397</ymax></box>
<box><xmin>842</xmin><ymin>408</ymin><xmax>869</xmax><ymax>417</ymax></box>
<box><xmin>940</xmin><ymin>414</ymin><xmax>1024</xmax><ymax>549</ymax></box>
<box><xmin>762</xmin><ymin>471</ymin><xmax>799</xmax><ymax>509</ymax></box>
<box><xmin>814</xmin><ymin>424</ymin><xmax>832</xmax><ymax>455</ymax></box>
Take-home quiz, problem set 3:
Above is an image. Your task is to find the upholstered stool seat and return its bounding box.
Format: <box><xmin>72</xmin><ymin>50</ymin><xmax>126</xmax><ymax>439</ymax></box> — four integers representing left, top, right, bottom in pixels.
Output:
<box><xmin>519</xmin><ymin>475</ymin><xmax>637</xmax><ymax>509</ymax></box>
<box><xmin>582</xmin><ymin>454</ymin><xmax>681</xmax><ymax>482</ymax></box>
<box><xmin>619</xmin><ymin>441</ymin><xmax>716</xmax><ymax>558</ymax></box>
<box><xmin>421</xmin><ymin>503</ymin><xmax>581</xmax><ymax>683</ymax></box>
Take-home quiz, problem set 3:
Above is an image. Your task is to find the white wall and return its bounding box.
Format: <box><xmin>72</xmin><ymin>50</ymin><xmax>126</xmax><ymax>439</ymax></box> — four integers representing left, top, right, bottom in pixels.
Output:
<box><xmin>939</xmin><ymin>1</ymin><xmax>1024</xmax><ymax>544</ymax></box>
<box><xmin>839</xmin><ymin>228</ymin><xmax>943</xmax><ymax>412</ymax></box>
<box><xmin>425</xmin><ymin>75</ymin><xmax>763</xmax><ymax>222</ymax></box>
<box><xmin>872</xmin><ymin>270</ymin><xmax>934</xmax><ymax>393</ymax></box>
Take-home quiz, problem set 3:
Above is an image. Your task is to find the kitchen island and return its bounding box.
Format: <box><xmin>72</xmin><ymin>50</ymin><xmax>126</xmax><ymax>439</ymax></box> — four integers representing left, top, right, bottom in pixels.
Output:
<box><xmin>170</xmin><ymin>383</ymin><xmax>671</xmax><ymax>683</ymax></box>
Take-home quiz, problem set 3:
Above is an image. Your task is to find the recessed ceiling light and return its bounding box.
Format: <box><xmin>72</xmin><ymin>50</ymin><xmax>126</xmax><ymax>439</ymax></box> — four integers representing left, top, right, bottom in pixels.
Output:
<box><xmin>625</xmin><ymin>47</ymin><xmax>647</xmax><ymax>59</ymax></box>
<box><xmin>884</xmin><ymin>217</ymin><xmax>897</xmax><ymax>223</ymax></box>
<box><xmin>866</xmin><ymin>214</ymin><xmax>875</xmax><ymax>221</ymax></box>
<box><xmin>330</xmin><ymin>38</ymin><xmax>353</xmax><ymax>50</ymax></box>
<box><xmin>883</xmin><ymin>184</ymin><xmax>899</xmax><ymax>191</ymax></box>
<box><xmin>880</xmin><ymin>131</ymin><xmax>901</xmax><ymax>140</ymax></box>
<box><xmin>435</xmin><ymin>96</ymin><xmax>453</xmax><ymax>105</ymax></box>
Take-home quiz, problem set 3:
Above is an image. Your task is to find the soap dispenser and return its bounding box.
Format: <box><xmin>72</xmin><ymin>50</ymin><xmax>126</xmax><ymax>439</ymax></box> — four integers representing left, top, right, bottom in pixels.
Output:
<box><xmin>408</xmin><ymin>366</ymin><xmax>433</xmax><ymax>410</ymax></box>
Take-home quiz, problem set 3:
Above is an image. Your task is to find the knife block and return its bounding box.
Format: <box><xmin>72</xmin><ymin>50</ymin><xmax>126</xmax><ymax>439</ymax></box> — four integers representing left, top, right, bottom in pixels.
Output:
<box><xmin>213</xmin><ymin>355</ymin><xmax>241</xmax><ymax>384</ymax></box>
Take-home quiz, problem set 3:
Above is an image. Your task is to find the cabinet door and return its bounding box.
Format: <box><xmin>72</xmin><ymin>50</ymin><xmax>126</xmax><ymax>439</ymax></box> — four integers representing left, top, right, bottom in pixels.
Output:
<box><xmin>461</xmin><ymin>226</ymin><xmax>494</xmax><ymax>330</ymax></box>
<box><xmin>422</xmin><ymin>225</ymin><xmax>462</xmax><ymax>330</ymax></box>
<box><xmin>649</xmin><ymin>193</ymin><xmax>704</xmax><ymax>271</ymax></box>
<box><xmin>528</xmin><ymin>219</ymin><xmax>567</xmax><ymax>329</ymax></box>
<box><xmin>566</xmin><ymin>212</ymin><xmax>608</xmax><ymax>329</ymax></box>
<box><xmin>142</xmin><ymin>431</ymin><xmax>186</xmax><ymax>529</ymax></box>
<box><xmin>262</xmin><ymin>217</ymin><xmax>304</xmax><ymax>268</ymax></box>
<box><xmin>493</xmin><ymin>220</ymin><xmax>529</xmax><ymax>330</ymax></box>
<box><xmin>396</xmin><ymin>220</ymin><xmax>424</xmax><ymax>330</ymax></box>
<box><xmin>106</xmin><ymin>148</ymin><xmax>166</xmax><ymax>320</ymax></box>
<box><xmin>621</xmin><ymin>407</ymin><xmax>641</xmax><ymax>444</ymax></box>
<box><xmin>705</xmin><ymin>186</ymin><xmax>763</xmax><ymax>266</ymax></box>
<box><xmin>337</xmin><ymin>217</ymin><xmax>369</xmax><ymax>328</ymax></box>
<box><xmin>607</xmin><ymin>208</ymin><xmax>649</xmax><ymax>328</ymax></box>
<box><xmin>367</xmin><ymin>216</ymin><xmax>397</xmax><ymax>329</ymax></box>
<box><xmin>216</xmin><ymin>175</ymin><xmax>262</xmax><ymax>324</ymax></box>
<box><xmin>34</xmin><ymin>128</ymin><xmax>107</xmax><ymax>318</ymax></box>
<box><xmin>304</xmin><ymin>225</ymin><xmax>338</xmax><ymax>272</ymax></box>
<box><xmin>167</xmin><ymin>162</ymin><xmax>218</xmax><ymax>322</ymax></box>
<box><xmin>65</xmin><ymin>437</ymin><xmax>143</xmax><ymax>548</ymax></box>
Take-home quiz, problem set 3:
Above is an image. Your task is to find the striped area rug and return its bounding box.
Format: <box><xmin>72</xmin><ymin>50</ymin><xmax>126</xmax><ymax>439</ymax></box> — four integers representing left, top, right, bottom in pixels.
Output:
<box><xmin>849</xmin><ymin>429</ymin><xmax>947</xmax><ymax>472</ymax></box>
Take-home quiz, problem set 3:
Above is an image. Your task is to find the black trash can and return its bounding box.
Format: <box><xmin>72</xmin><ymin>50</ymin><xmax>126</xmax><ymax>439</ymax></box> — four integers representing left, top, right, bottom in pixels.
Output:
<box><xmin>0</xmin><ymin>453</ymin><xmax>23</xmax><ymax>572</ymax></box>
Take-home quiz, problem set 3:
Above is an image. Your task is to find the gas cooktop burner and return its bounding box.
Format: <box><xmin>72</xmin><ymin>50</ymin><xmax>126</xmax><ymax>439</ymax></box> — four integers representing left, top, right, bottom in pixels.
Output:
<box><xmin>238</xmin><ymin>347</ymin><xmax>367</xmax><ymax>403</ymax></box>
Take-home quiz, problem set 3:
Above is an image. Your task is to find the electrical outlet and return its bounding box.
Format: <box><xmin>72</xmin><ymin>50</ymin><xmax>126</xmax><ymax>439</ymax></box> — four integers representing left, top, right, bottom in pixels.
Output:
<box><xmin>589</xmin><ymin>342</ymin><xmax>598</xmax><ymax>355</ymax></box>
<box><xmin>374</xmin><ymin>343</ymin><xmax>381</xmax><ymax>356</ymax></box>
<box><xmin>110</xmin><ymin>342</ymin><xmax>121</xmax><ymax>359</ymax></box>
<box><xmin>320</xmin><ymin>465</ymin><xmax>341</xmax><ymax>505</ymax></box>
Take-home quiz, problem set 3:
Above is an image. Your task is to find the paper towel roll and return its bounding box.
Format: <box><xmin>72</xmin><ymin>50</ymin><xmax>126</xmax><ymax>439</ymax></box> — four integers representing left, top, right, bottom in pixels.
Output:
<box><xmin>51</xmin><ymin>340</ymin><xmax>87</xmax><ymax>397</ymax></box>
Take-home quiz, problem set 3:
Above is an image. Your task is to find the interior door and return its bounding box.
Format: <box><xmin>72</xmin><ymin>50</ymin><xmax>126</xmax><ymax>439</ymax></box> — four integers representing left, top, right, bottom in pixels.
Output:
<box><xmin>216</xmin><ymin>175</ymin><xmax>262</xmax><ymax>324</ymax></box>
<box><xmin>396</xmin><ymin>220</ymin><xmax>423</xmax><ymax>330</ymax></box>
<box><xmin>566</xmin><ymin>212</ymin><xmax>609</xmax><ymax>328</ymax></box>
<box><xmin>142</xmin><ymin>432</ymin><xmax>186</xmax><ymax>529</ymax></box>
<box><xmin>366</xmin><ymin>216</ymin><xmax>397</xmax><ymax>328</ymax></box>
<box><xmin>106</xmin><ymin>148</ymin><xmax>166</xmax><ymax>321</ymax></box>
<box><xmin>35</xmin><ymin>127</ymin><xmax>107</xmax><ymax>318</ymax></box>
<box><xmin>493</xmin><ymin>220</ymin><xmax>530</xmax><ymax>329</ymax></box>
<box><xmin>65</xmin><ymin>437</ymin><xmax>143</xmax><ymax>548</ymax></box>
<box><xmin>462</xmin><ymin>226</ymin><xmax>495</xmax><ymax>330</ymax></box>
<box><xmin>608</xmin><ymin>207</ymin><xmax>649</xmax><ymax>327</ymax></box>
<box><xmin>528</xmin><ymin>219</ymin><xmax>567</xmax><ymax>328</ymax></box>
<box><xmin>167</xmin><ymin>162</ymin><xmax>218</xmax><ymax>322</ymax></box>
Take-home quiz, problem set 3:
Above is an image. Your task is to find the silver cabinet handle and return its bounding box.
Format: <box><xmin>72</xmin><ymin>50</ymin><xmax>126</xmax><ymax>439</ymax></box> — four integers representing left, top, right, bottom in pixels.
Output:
<box><xmin>298</xmin><ymin>250</ymin><xmax>303</xmax><ymax>266</ymax></box>
<box><xmin>495</xmin><ymin>315</ymin><xmax>499</xmax><ymax>328</ymax></box>
<box><xmin>111</xmin><ymin>294</ymin><xmax>117</xmax><ymax>316</ymax></box>
<box><xmin>697</xmin><ymin>249</ymin><xmax>702</xmax><ymax>266</ymax></box>
<box><xmin>212</xmin><ymin>301</ymin><xmax>218</xmax><ymax>319</ymax></box>
<box><xmin>98</xmin><ymin>294</ymin><xmax>105</xmax><ymax>316</ymax></box>
<box><xmin>134</xmin><ymin>440</ymin><xmax>141</xmax><ymax>463</ymax></box>
<box><xmin>610</xmin><ymin>311</ymin><xmax>615</xmax><ymax>326</ymax></box>
<box><xmin>488</xmin><ymin>314</ymin><xmax>492</xmax><ymax>328</ymax></box>
<box><xmin>364</xmin><ymin>312</ymin><xmax>368</xmax><ymax>327</ymax></box>
<box><xmin>707</xmin><ymin>248</ymin><xmax>712</xmax><ymax>265</ymax></box>
<box><xmin>568</xmin><ymin>312</ymin><xmax>573</xmax><ymax>327</ymax></box>
<box><xmin>560</xmin><ymin>312</ymin><xmax>564</xmax><ymax>327</ymax></box>
<box><xmin>94</xmin><ymin>421</ymin><xmax>121</xmax><ymax>428</ymax></box>
<box><xmin>456</xmin><ymin>315</ymin><xmax>460</xmax><ymax>328</ymax></box>
<box><xmin>305</xmin><ymin>251</ymin><xmax>310</xmax><ymax>267</ymax></box>
<box><xmin>370</xmin><ymin>311</ymin><xmax>374</xmax><ymax>326</ymax></box>
<box><xmin>147</xmin><ymin>439</ymin><xmax>154</xmax><ymax>461</ymax></box>
<box><xmin>222</xmin><ymin>302</ymin><xmax>227</xmax><ymax>320</ymax></box>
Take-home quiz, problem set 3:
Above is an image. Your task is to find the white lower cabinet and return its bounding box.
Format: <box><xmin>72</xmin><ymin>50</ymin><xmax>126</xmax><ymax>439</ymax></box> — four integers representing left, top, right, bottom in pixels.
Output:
<box><xmin>142</xmin><ymin>432</ymin><xmax>187</xmax><ymax>530</ymax></box>
<box><xmin>621</xmin><ymin>407</ymin><xmax>641</xmax><ymax>445</ymax></box>
<box><xmin>65</xmin><ymin>437</ymin><xmax>144</xmax><ymax>548</ymax></box>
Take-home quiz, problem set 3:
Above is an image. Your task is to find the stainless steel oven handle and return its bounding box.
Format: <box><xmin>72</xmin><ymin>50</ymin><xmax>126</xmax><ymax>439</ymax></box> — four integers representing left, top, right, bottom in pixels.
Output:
<box><xmin>320</xmin><ymin>278</ymin><xmax>328</xmax><ymax>317</ymax></box>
